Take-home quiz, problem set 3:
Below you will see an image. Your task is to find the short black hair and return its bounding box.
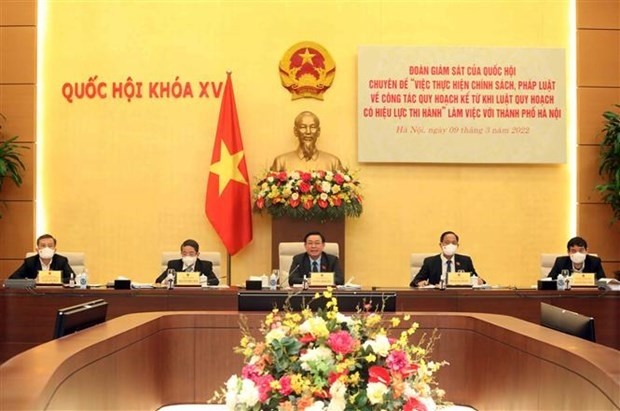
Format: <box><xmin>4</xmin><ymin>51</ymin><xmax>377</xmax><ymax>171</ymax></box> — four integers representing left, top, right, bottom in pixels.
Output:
<box><xmin>440</xmin><ymin>231</ymin><xmax>459</xmax><ymax>243</ymax></box>
<box><xmin>37</xmin><ymin>234</ymin><xmax>56</xmax><ymax>247</ymax></box>
<box><xmin>304</xmin><ymin>231</ymin><xmax>325</xmax><ymax>243</ymax></box>
<box><xmin>567</xmin><ymin>236</ymin><xmax>587</xmax><ymax>250</ymax></box>
<box><xmin>180</xmin><ymin>239</ymin><xmax>200</xmax><ymax>252</ymax></box>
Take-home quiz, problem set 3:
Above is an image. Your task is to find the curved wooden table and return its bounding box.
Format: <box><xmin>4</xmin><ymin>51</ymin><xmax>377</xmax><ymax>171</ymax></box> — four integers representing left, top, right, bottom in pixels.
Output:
<box><xmin>1</xmin><ymin>312</ymin><xmax>618</xmax><ymax>410</ymax></box>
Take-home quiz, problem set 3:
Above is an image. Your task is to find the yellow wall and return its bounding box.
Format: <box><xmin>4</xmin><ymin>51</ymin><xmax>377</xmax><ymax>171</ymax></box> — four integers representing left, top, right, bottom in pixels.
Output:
<box><xmin>40</xmin><ymin>0</ymin><xmax>571</xmax><ymax>287</ymax></box>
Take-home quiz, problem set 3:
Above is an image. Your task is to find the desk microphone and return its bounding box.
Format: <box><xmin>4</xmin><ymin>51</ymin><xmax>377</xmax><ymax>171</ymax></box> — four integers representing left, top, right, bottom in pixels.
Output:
<box><xmin>283</xmin><ymin>264</ymin><xmax>300</xmax><ymax>287</ymax></box>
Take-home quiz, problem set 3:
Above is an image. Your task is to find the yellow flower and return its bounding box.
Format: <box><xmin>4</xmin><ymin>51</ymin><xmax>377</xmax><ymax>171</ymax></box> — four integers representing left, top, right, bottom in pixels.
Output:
<box><xmin>365</xmin><ymin>353</ymin><xmax>377</xmax><ymax>363</ymax></box>
<box><xmin>390</xmin><ymin>317</ymin><xmax>401</xmax><ymax>327</ymax></box>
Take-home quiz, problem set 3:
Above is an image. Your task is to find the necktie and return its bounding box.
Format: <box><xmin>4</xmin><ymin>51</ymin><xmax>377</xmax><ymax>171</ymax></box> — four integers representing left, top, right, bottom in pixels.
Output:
<box><xmin>446</xmin><ymin>260</ymin><xmax>452</xmax><ymax>273</ymax></box>
<box><xmin>312</xmin><ymin>261</ymin><xmax>319</xmax><ymax>272</ymax></box>
<box><xmin>185</xmin><ymin>266</ymin><xmax>193</xmax><ymax>272</ymax></box>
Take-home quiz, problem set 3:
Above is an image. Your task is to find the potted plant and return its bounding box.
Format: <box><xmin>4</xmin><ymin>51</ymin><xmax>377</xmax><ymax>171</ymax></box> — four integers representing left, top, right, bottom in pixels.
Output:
<box><xmin>0</xmin><ymin>113</ymin><xmax>28</xmax><ymax>216</ymax></box>
<box><xmin>596</xmin><ymin>104</ymin><xmax>620</xmax><ymax>224</ymax></box>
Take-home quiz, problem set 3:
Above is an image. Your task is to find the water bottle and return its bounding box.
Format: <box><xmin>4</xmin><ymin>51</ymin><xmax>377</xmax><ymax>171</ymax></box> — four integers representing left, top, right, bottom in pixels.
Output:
<box><xmin>269</xmin><ymin>270</ymin><xmax>278</xmax><ymax>290</ymax></box>
<box><xmin>199</xmin><ymin>273</ymin><xmax>208</xmax><ymax>287</ymax></box>
<box><xmin>79</xmin><ymin>269</ymin><xmax>88</xmax><ymax>289</ymax></box>
<box><xmin>471</xmin><ymin>273</ymin><xmax>478</xmax><ymax>287</ymax></box>
<box><xmin>302</xmin><ymin>275</ymin><xmax>309</xmax><ymax>290</ymax></box>
<box><xmin>69</xmin><ymin>272</ymin><xmax>75</xmax><ymax>287</ymax></box>
<box><xmin>557</xmin><ymin>272</ymin><xmax>566</xmax><ymax>291</ymax></box>
<box><xmin>439</xmin><ymin>273</ymin><xmax>446</xmax><ymax>290</ymax></box>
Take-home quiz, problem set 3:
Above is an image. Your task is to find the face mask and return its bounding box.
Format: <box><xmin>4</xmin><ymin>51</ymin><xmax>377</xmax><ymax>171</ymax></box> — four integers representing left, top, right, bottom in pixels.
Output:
<box><xmin>182</xmin><ymin>256</ymin><xmax>197</xmax><ymax>267</ymax></box>
<box><xmin>442</xmin><ymin>244</ymin><xmax>458</xmax><ymax>256</ymax></box>
<box><xmin>38</xmin><ymin>247</ymin><xmax>55</xmax><ymax>259</ymax></box>
<box><xmin>570</xmin><ymin>252</ymin><xmax>586</xmax><ymax>264</ymax></box>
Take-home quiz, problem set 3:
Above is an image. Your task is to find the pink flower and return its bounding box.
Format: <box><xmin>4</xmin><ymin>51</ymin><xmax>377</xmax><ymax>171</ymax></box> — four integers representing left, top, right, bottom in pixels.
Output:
<box><xmin>256</xmin><ymin>374</ymin><xmax>275</xmax><ymax>402</ymax></box>
<box><xmin>256</xmin><ymin>197</ymin><xmax>265</xmax><ymax>209</ymax></box>
<box><xmin>301</xmin><ymin>172</ymin><xmax>312</xmax><ymax>182</ymax></box>
<box><xmin>241</xmin><ymin>364</ymin><xmax>260</xmax><ymax>381</ymax></box>
<box><xmin>279</xmin><ymin>375</ymin><xmax>293</xmax><ymax>396</ymax></box>
<box><xmin>386</xmin><ymin>350</ymin><xmax>410</xmax><ymax>373</ymax></box>
<box><xmin>317</xmin><ymin>199</ymin><xmax>328</xmax><ymax>209</ymax></box>
<box><xmin>333</xmin><ymin>173</ymin><xmax>344</xmax><ymax>184</ymax></box>
<box><xmin>327</xmin><ymin>331</ymin><xmax>356</xmax><ymax>355</ymax></box>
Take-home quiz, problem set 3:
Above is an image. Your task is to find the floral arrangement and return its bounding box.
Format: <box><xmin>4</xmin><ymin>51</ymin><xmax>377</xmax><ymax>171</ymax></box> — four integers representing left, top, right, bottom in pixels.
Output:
<box><xmin>211</xmin><ymin>289</ymin><xmax>448</xmax><ymax>411</ymax></box>
<box><xmin>253</xmin><ymin>170</ymin><xmax>362</xmax><ymax>221</ymax></box>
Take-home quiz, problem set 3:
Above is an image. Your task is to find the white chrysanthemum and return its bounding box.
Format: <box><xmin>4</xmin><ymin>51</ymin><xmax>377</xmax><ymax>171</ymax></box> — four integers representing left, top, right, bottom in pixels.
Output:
<box><xmin>326</xmin><ymin>380</ymin><xmax>346</xmax><ymax>411</ymax></box>
<box><xmin>225</xmin><ymin>375</ymin><xmax>239</xmax><ymax>409</ymax></box>
<box><xmin>300</xmin><ymin>346</ymin><xmax>334</xmax><ymax>371</ymax></box>
<box><xmin>299</xmin><ymin>316</ymin><xmax>329</xmax><ymax>338</ymax></box>
<box><xmin>306</xmin><ymin>401</ymin><xmax>326</xmax><ymax>411</ymax></box>
<box><xmin>362</xmin><ymin>334</ymin><xmax>391</xmax><ymax>357</ymax></box>
<box><xmin>335</xmin><ymin>312</ymin><xmax>354</xmax><ymax>326</ymax></box>
<box><xmin>265</xmin><ymin>327</ymin><xmax>287</xmax><ymax>344</ymax></box>
<box><xmin>290</xmin><ymin>171</ymin><xmax>300</xmax><ymax>180</ymax></box>
<box><xmin>291</xmin><ymin>192</ymin><xmax>299</xmax><ymax>200</ymax></box>
<box><xmin>344</xmin><ymin>174</ymin><xmax>351</xmax><ymax>182</ymax></box>
<box><xmin>321</xmin><ymin>181</ymin><xmax>332</xmax><ymax>194</ymax></box>
<box><xmin>324</xmin><ymin>171</ymin><xmax>334</xmax><ymax>181</ymax></box>
<box><xmin>267</xmin><ymin>176</ymin><xmax>274</xmax><ymax>183</ymax></box>
<box><xmin>238</xmin><ymin>378</ymin><xmax>259</xmax><ymax>407</ymax></box>
<box><xmin>367</xmin><ymin>382</ymin><xmax>388</xmax><ymax>404</ymax></box>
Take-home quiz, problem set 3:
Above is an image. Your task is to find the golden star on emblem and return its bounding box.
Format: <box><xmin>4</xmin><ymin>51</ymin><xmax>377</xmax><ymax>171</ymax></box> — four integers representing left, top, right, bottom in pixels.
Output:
<box><xmin>209</xmin><ymin>140</ymin><xmax>247</xmax><ymax>195</ymax></box>
<box><xmin>298</xmin><ymin>48</ymin><xmax>316</xmax><ymax>66</ymax></box>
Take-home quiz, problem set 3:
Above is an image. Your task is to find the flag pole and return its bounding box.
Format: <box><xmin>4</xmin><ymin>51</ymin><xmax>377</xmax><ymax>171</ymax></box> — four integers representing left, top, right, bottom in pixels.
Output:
<box><xmin>227</xmin><ymin>252</ymin><xmax>231</xmax><ymax>286</ymax></box>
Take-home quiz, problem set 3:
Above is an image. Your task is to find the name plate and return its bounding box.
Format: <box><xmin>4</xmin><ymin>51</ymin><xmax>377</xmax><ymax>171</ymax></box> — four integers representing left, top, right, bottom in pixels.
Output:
<box><xmin>570</xmin><ymin>273</ymin><xmax>596</xmax><ymax>287</ymax></box>
<box><xmin>176</xmin><ymin>271</ymin><xmax>200</xmax><ymax>286</ymax></box>
<box><xmin>37</xmin><ymin>270</ymin><xmax>62</xmax><ymax>284</ymax></box>
<box><xmin>310</xmin><ymin>272</ymin><xmax>334</xmax><ymax>287</ymax></box>
<box><xmin>447</xmin><ymin>271</ymin><xmax>471</xmax><ymax>287</ymax></box>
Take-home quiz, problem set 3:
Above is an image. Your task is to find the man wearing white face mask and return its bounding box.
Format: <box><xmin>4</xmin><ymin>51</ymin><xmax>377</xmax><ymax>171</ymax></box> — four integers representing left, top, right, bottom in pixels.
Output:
<box><xmin>410</xmin><ymin>231</ymin><xmax>483</xmax><ymax>287</ymax></box>
<box><xmin>10</xmin><ymin>234</ymin><xmax>75</xmax><ymax>283</ymax></box>
<box><xmin>548</xmin><ymin>236</ymin><xmax>606</xmax><ymax>280</ymax></box>
<box><xmin>155</xmin><ymin>239</ymin><xmax>219</xmax><ymax>285</ymax></box>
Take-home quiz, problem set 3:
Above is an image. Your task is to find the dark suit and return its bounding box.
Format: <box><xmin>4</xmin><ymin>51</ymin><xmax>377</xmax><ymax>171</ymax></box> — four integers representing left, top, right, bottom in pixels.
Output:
<box><xmin>156</xmin><ymin>258</ymin><xmax>219</xmax><ymax>285</ymax></box>
<box><xmin>548</xmin><ymin>255</ymin><xmax>606</xmax><ymax>280</ymax></box>
<box><xmin>410</xmin><ymin>254</ymin><xmax>479</xmax><ymax>287</ymax></box>
<box><xmin>10</xmin><ymin>254</ymin><xmax>74</xmax><ymax>284</ymax></box>
<box><xmin>288</xmin><ymin>252</ymin><xmax>344</xmax><ymax>286</ymax></box>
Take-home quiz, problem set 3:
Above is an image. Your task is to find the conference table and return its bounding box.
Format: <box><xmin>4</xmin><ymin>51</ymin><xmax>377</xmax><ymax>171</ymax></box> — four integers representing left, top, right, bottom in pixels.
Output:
<box><xmin>0</xmin><ymin>286</ymin><xmax>618</xmax><ymax>363</ymax></box>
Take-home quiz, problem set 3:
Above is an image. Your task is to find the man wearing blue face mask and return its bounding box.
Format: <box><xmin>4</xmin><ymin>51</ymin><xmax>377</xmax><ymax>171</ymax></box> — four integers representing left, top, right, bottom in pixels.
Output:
<box><xmin>548</xmin><ymin>236</ymin><xmax>606</xmax><ymax>280</ymax></box>
<box><xmin>10</xmin><ymin>234</ymin><xmax>75</xmax><ymax>283</ymax></box>
<box><xmin>410</xmin><ymin>231</ymin><xmax>483</xmax><ymax>287</ymax></box>
<box><xmin>155</xmin><ymin>239</ymin><xmax>219</xmax><ymax>285</ymax></box>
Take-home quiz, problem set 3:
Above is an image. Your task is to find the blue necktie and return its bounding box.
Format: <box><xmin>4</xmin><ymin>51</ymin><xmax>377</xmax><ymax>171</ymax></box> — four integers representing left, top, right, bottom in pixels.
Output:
<box><xmin>446</xmin><ymin>260</ymin><xmax>452</xmax><ymax>273</ymax></box>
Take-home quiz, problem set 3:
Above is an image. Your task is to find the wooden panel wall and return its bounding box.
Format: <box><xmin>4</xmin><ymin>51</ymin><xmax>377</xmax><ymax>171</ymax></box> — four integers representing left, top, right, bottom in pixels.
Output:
<box><xmin>0</xmin><ymin>0</ymin><xmax>36</xmax><ymax>277</ymax></box>
<box><xmin>576</xmin><ymin>0</ymin><xmax>620</xmax><ymax>278</ymax></box>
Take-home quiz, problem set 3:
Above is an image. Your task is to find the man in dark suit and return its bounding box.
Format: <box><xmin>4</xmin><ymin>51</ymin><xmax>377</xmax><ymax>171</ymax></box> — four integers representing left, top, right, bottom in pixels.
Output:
<box><xmin>10</xmin><ymin>234</ymin><xmax>75</xmax><ymax>284</ymax></box>
<box><xmin>288</xmin><ymin>231</ymin><xmax>344</xmax><ymax>286</ymax></box>
<box><xmin>155</xmin><ymin>239</ymin><xmax>219</xmax><ymax>285</ymax></box>
<box><xmin>548</xmin><ymin>236</ymin><xmax>606</xmax><ymax>280</ymax></box>
<box><xmin>410</xmin><ymin>231</ymin><xmax>483</xmax><ymax>287</ymax></box>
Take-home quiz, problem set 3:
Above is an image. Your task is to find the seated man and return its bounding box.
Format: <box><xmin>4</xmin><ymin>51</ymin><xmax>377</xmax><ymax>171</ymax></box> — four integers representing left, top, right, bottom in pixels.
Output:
<box><xmin>410</xmin><ymin>231</ymin><xmax>483</xmax><ymax>287</ymax></box>
<box><xmin>288</xmin><ymin>231</ymin><xmax>344</xmax><ymax>286</ymax></box>
<box><xmin>547</xmin><ymin>236</ymin><xmax>606</xmax><ymax>280</ymax></box>
<box><xmin>10</xmin><ymin>234</ymin><xmax>74</xmax><ymax>284</ymax></box>
<box><xmin>155</xmin><ymin>239</ymin><xmax>219</xmax><ymax>285</ymax></box>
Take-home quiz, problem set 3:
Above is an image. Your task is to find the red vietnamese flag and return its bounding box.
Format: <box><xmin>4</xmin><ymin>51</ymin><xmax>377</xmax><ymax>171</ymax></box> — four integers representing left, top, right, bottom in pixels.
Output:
<box><xmin>206</xmin><ymin>73</ymin><xmax>252</xmax><ymax>255</ymax></box>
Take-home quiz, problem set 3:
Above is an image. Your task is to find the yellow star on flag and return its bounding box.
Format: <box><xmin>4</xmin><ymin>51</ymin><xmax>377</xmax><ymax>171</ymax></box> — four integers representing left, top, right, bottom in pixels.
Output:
<box><xmin>299</xmin><ymin>48</ymin><xmax>316</xmax><ymax>65</ymax></box>
<box><xmin>209</xmin><ymin>140</ymin><xmax>247</xmax><ymax>196</ymax></box>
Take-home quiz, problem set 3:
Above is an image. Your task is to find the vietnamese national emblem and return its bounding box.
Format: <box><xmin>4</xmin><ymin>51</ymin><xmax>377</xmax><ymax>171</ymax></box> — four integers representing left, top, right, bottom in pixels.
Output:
<box><xmin>279</xmin><ymin>41</ymin><xmax>336</xmax><ymax>100</ymax></box>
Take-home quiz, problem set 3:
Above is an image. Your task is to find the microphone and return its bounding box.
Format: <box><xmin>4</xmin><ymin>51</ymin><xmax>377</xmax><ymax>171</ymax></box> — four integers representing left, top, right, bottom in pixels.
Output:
<box><xmin>283</xmin><ymin>264</ymin><xmax>300</xmax><ymax>287</ymax></box>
